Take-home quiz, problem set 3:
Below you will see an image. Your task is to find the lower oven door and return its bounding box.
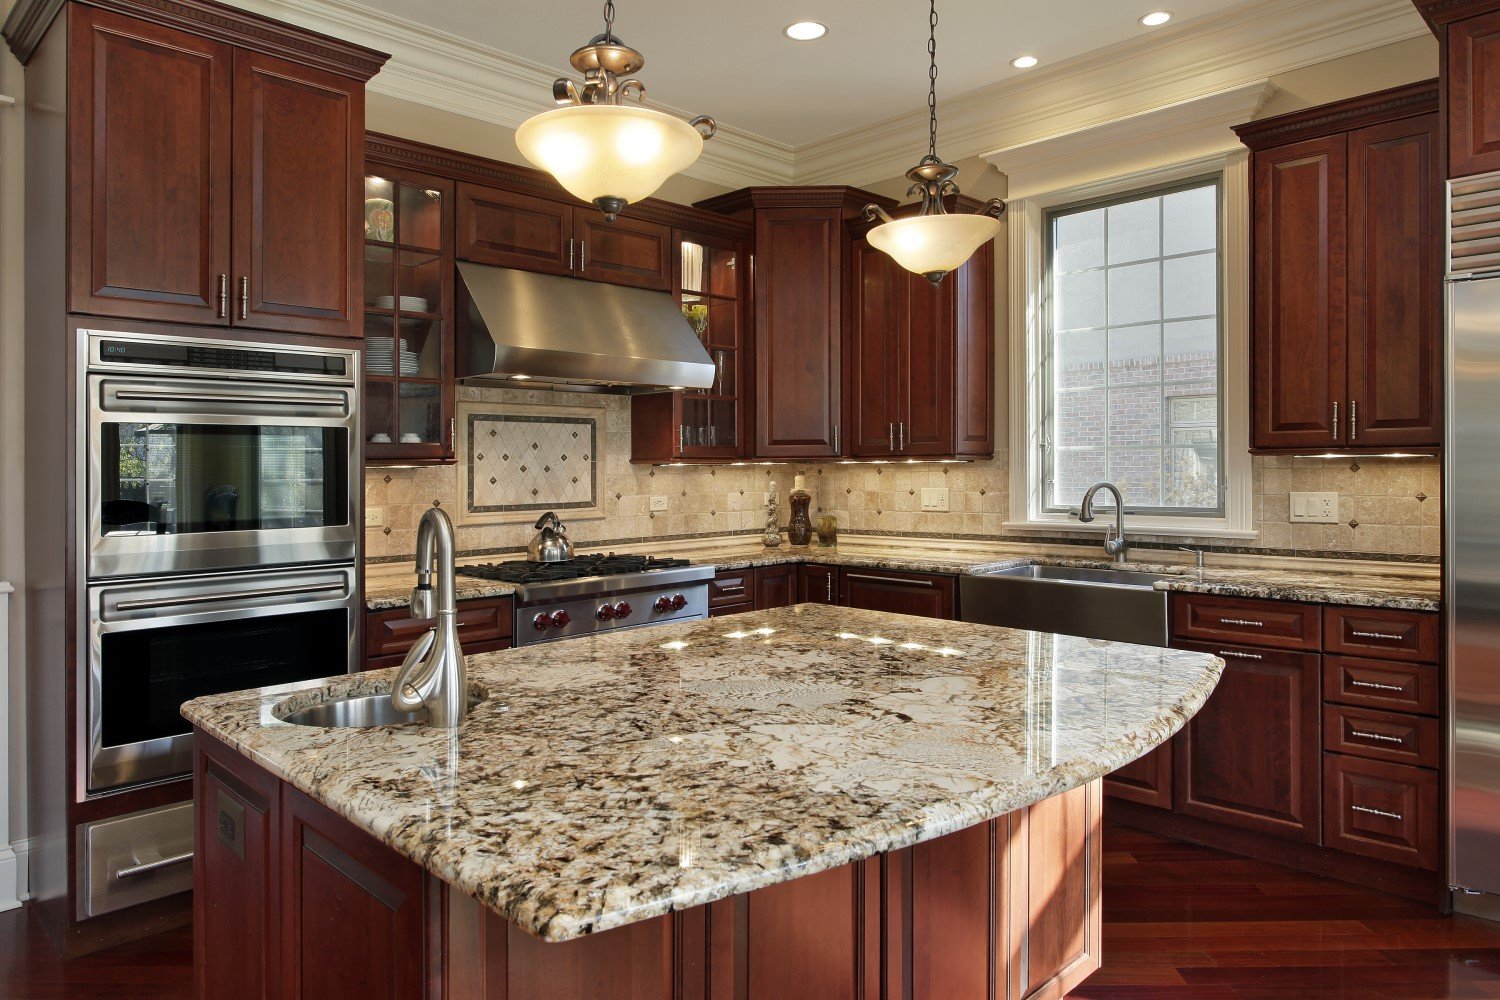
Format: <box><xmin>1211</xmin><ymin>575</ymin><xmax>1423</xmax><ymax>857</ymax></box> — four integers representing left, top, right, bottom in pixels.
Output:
<box><xmin>86</xmin><ymin>565</ymin><xmax>358</xmax><ymax>794</ymax></box>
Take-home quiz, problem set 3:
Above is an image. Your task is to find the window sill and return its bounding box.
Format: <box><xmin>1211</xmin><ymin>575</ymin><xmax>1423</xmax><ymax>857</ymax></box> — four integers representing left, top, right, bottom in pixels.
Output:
<box><xmin>1002</xmin><ymin>519</ymin><xmax>1259</xmax><ymax>541</ymax></box>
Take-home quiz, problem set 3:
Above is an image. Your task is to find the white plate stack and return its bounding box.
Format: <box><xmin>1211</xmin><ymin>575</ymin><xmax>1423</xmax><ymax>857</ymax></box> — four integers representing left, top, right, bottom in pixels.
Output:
<box><xmin>398</xmin><ymin>336</ymin><xmax>421</xmax><ymax>376</ymax></box>
<box><xmin>366</xmin><ymin>336</ymin><xmax>396</xmax><ymax>375</ymax></box>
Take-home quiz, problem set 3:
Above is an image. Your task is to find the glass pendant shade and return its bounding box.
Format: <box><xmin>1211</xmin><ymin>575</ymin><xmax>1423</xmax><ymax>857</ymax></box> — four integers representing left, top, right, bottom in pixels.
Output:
<box><xmin>866</xmin><ymin>212</ymin><xmax>1001</xmax><ymax>282</ymax></box>
<box><xmin>516</xmin><ymin>104</ymin><xmax>706</xmax><ymax>215</ymax></box>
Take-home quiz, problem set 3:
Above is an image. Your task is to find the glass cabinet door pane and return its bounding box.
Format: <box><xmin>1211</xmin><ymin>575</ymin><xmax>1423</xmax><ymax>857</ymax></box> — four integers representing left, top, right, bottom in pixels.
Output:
<box><xmin>364</xmin><ymin>246</ymin><xmax>394</xmax><ymax>307</ymax></box>
<box><xmin>398</xmin><ymin>383</ymin><xmax>443</xmax><ymax>445</ymax></box>
<box><xmin>680</xmin><ymin>240</ymin><xmax>707</xmax><ymax>295</ymax></box>
<box><xmin>399</xmin><ymin>184</ymin><xmax>443</xmax><ymax>250</ymax></box>
<box><xmin>365</xmin><ymin>314</ymin><xmax>397</xmax><ymax>377</ymax></box>
<box><xmin>710</xmin><ymin>347</ymin><xmax>736</xmax><ymax>397</ymax></box>
<box><xmin>364</xmin><ymin>177</ymin><xmax>395</xmax><ymax>243</ymax></box>
<box><xmin>709</xmin><ymin>298</ymin><xmax>738</xmax><ymax>349</ymax></box>
<box><xmin>710</xmin><ymin>247</ymin><xmax>738</xmax><ymax>298</ymax></box>
<box><xmin>397</xmin><ymin>251</ymin><xmax>443</xmax><ymax>313</ymax></box>
<box><xmin>364</xmin><ymin>380</ymin><xmax>394</xmax><ymax>445</ymax></box>
<box><xmin>396</xmin><ymin>318</ymin><xmax>442</xmax><ymax>379</ymax></box>
<box><xmin>710</xmin><ymin>401</ymin><xmax>738</xmax><ymax>448</ymax></box>
<box><xmin>681</xmin><ymin>298</ymin><xmax>709</xmax><ymax>347</ymax></box>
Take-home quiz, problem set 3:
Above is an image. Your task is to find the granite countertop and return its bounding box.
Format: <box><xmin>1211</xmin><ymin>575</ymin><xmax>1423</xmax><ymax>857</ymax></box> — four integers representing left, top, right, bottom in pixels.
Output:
<box><xmin>364</xmin><ymin>539</ymin><xmax>1440</xmax><ymax>613</ymax></box>
<box><xmin>183</xmin><ymin>605</ymin><xmax>1222</xmax><ymax>943</ymax></box>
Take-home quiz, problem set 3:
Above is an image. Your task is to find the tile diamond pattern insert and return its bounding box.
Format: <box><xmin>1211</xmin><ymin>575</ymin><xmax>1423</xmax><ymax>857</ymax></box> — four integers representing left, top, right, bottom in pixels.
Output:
<box><xmin>467</xmin><ymin>414</ymin><xmax>598</xmax><ymax>514</ymax></box>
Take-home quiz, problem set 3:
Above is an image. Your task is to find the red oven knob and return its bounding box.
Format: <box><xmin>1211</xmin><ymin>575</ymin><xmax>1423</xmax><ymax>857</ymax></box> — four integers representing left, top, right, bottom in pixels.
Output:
<box><xmin>654</xmin><ymin>596</ymin><xmax>673</xmax><ymax>614</ymax></box>
<box><xmin>596</xmin><ymin>604</ymin><xmax>616</xmax><ymax>622</ymax></box>
<box><xmin>614</xmin><ymin>602</ymin><xmax>633</xmax><ymax>620</ymax></box>
<box><xmin>671</xmin><ymin>594</ymin><xmax>687</xmax><ymax>611</ymax></box>
<box><xmin>551</xmin><ymin>610</ymin><xmax>571</xmax><ymax>629</ymax></box>
<box><xmin>532</xmin><ymin>612</ymin><xmax>553</xmax><ymax>632</ymax></box>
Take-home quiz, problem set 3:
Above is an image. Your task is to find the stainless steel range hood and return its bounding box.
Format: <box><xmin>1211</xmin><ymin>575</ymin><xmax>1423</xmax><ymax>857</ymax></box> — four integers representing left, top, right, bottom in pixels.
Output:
<box><xmin>456</xmin><ymin>262</ymin><xmax>715</xmax><ymax>392</ymax></box>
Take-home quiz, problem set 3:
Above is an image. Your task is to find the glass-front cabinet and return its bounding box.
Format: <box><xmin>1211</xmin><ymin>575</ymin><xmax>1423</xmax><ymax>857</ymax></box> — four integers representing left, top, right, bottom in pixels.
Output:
<box><xmin>631</xmin><ymin>230</ymin><xmax>749</xmax><ymax>461</ymax></box>
<box><xmin>362</xmin><ymin>166</ymin><xmax>455</xmax><ymax>463</ymax></box>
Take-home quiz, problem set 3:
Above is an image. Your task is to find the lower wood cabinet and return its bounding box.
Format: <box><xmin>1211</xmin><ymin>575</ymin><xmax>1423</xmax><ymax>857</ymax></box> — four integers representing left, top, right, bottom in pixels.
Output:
<box><xmin>1102</xmin><ymin>745</ymin><xmax>1173</xmax><ymax>810</ymax></box>
<box><xmin>1323</xmin><ymin>753</ymin><xmax>1439</xmax><ymax>871</ymax></box>
<box><xmin>754</xmin><ymin>564</ymin><xmax>796</xmax><ymax>611</ymax></box>
<box><xmin>798</xmin><ymin>564</ymin><xmax>839</xmax><ymax>605</ymax></box>
<box><xmin>839</xmin><ymin>568</ymin><xmax>957</xmax><ymax>620</ymax></box>
<box><xmin>708</xmin><ymin>569</ymin><xmax>756</xmax><ymax>617</ymax></box>
<box><xmin>364</xmin><ymin>596</ymin><xmax>513</xmax><ymax>670</ymax></box>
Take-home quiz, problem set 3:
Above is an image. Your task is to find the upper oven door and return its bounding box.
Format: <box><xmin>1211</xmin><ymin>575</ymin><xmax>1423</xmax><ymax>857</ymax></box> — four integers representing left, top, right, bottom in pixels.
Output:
<box><xmin>87</xmin><ymin>374</ymin><xmax>358</xmax><ymax>579</ymax></box>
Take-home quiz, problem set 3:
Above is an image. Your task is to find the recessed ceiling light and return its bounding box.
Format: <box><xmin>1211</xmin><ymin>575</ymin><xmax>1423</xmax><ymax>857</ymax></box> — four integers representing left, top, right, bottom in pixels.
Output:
<box><xmin>784</xmin><ymin>21</ymin><xmax>828</xmax><ymax>41</ymax></box>
<box><xmin>1011</xmin><ymin>55</ymin><xmax>1039</xmax><ymax>69</ymax></box>
<box><xmin>1140</xmin><ymin>11</ymin><xmax>1172</xmax><ymax>26</ymax></box>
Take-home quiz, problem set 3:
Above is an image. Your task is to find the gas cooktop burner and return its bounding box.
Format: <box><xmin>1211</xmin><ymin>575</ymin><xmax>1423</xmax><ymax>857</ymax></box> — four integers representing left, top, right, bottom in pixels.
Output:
<box><xmin>457</xmin><ymin>554</ymin><xmax>694</xmax><ymax>586</ymax></box>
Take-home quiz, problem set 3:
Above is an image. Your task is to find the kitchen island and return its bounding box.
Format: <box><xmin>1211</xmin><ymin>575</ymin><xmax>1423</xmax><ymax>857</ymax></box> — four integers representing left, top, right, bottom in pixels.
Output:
<box><xmin>183</xmin><ymin>604</ymin><xmax>1222</xmax><ymax>999</ymax></box>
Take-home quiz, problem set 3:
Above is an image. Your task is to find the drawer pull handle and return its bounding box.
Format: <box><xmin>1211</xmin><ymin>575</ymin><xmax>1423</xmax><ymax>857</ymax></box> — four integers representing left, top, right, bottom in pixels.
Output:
<box><xmin>1221</xmin><ymin>618</ymin><xmax>1263</xmax><ymax>628</ymax></box>
<box><xmin>116</xmin><ymin>850</ymin><xmax>194</xmax><ymax>880</ymax></box>
<box><xmin>1350</xmin><ymin>729</ymin><xmax>1406</xmax><ymax>745</ymax></box>
<box><xmin>1218</xmin><ymin>650</ymin><xmax>1263</xmax><ymax>661</ymax></box>
<box><xmin>1352</xmin><ymin>804</ymin><xmax>1403</xmax><ymax>822</ymax></box>
<box><xmin>1352</xmin><ymin>630</ymin><xmax>1404</xmax><ymax>641</ymax></box>
<box><xmin>1351</xmin><ymin>679</ymin><xmax>1405</xmax><ymax>693</ymax></box>
<box><xmin>846</xmin><ymin>574</ymin><xmax>935</xmax><ymax>588</ymax></box>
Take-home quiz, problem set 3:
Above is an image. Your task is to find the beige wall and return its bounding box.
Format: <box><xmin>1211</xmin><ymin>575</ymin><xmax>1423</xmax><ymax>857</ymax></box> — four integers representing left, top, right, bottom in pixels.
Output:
<box><xmin>1258</xmin><ymin>35</ymin><xmax>1439</xmax><ymax>120</ymax></box>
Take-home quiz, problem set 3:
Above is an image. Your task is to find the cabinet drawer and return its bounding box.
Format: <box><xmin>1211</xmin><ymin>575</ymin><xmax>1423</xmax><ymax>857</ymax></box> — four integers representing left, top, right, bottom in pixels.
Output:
<box><xmin>1323</xmin><ymin>754</ymin><xmax>1439</xmax><ymax>870</ymax></box>
<box><xmin>1171</xmin><ymin>593</ymin><xmax>1320</xmax><ymax>650</ymax></box>
<box><xmin>709</xmin><ymin>570</ymin><xmax>755</xmax><ymax>610</ymax></box>
<box><xmin>1323</xmin><ymin>656</ymin><xmax>1438</xmax><ymax>715</ymax></box>
<box><xmin>1323</xmin><ymin>705</ymin><xmax>1439</xmax><ymax>768</ymax></box>
<box><xmin>366</xmin><ymin>596</ymin><xmax>513</xmax><ymax>658</ymax></box>
<box><xmin>1323</xmin><ymin>606</ymin><xmax>1439</xmax><ymax>663</ymax></box>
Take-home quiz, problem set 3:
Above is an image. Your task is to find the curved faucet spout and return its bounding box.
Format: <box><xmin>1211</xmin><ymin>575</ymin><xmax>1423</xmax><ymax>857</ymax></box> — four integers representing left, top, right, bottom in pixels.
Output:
<box><xmin>391</xmin><ymin>507</ymin><xmax>468</xmax><ymax>728</ymax></box>
<box><xmin>1077</xmin><ymin>481</ymin><xmax>1129</xmax><ymax>564</ymax></box>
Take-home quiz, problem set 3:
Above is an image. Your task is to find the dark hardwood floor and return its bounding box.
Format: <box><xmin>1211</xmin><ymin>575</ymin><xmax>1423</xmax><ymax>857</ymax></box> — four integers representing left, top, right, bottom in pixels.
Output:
<box><xmin>2</xmin><ymin>821</ymin><xmax>1499</xmax><ymax>998</ymax></box>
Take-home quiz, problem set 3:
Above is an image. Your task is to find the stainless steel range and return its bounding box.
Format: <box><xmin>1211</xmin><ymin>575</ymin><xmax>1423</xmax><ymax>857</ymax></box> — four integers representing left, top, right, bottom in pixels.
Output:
<box><xmin>457</xmin><ymin>555</ymin><xmax>714</xmax><ymax>645</ymax></box>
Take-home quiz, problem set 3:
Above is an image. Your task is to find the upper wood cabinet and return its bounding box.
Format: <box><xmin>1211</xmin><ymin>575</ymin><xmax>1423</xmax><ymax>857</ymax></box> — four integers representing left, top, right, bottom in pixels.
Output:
<box><xmin>1414</xmin><ymin>0</ymin><xmax>1500</xmax><ymax>177</ymax></box>
<box><xmin>1236</xmin><ymin>82</ymin><xmax>1441</xmax><ymax>452</ymax></box>
<box><xmin>63</xmin><ymin>4</ymin><xmax>380</xmax><ymax>336</ymax></box>
<box><xmin>456</xmin><ymin>182</ymin><xmax>671</xmax><ymax>290</ymax></box>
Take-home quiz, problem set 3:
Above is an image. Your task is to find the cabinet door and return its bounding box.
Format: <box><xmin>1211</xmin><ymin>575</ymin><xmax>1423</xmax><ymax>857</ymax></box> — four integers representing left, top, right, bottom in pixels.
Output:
<box><xmin>1251</xmin><ymin>136</ymin><xmax>1348</xmax><ymax>450</ymax></box>
<box><xmin>575</xmin><ymin>213</ymin><xmax>672</xmax><ymax>289</ymax></box>
<box><xmin>840</xmin><ymin>569</ymin><xmax>956</xmax><ymax>620</ymax></box>
<box><xmin>456</xmin><ymin>183</ymin><xmax>574</xmax><ymax>276</ymax></box>
<box><xmin>68</xmin><ymin>7</ymin><xmax>233</xmax><ymax>325</ymax></box>
<box><xmin>899</xmin><ymin>269</ymin><xmax>956</xmax><ymax>457</ymax></box>
<box><xmin>798</xmin><ymin>564</ymin><xmax>839</xmax><ymax>605</ymax></box>
<box><xmin>755</xmin><ymin>208</ymin><xmax>843</xmax><ymax>458</ymax></box>
<box><xmin>754</xmin><ymin>564</ymin><xmax>796</xmax><ymax>610</ymax></box>
<box><xmin>1449</xmin><ymin>10</ymin><xmax>1500</xmax><ymax>178</ymax></box>
<box><xmin>282</xmin><ymin>787</ymin><xmax>425</xmax><ymax>999</ymax></box>
<box><xmin>1104</xmin><ymin>742</ymin><xmax>1173</xmax><ymax>809</ymax></box>
<box><xmin>1346</xmin><ymin>115</ymin><xmax>1442</xmax><ymax>448</ymax></box>
<box><xmin>849</xmin><ymin>241</ymin><xmax>905</xmax><ymax>457</ymax></box>
<box><xmin>232</xmin><ymin>50</ymin><xmax>362</xmax><ymax>337</ymax></box>
<box><xmin>196</xmin><ymin>748</ymin><xmax>278</xmax><ymax>1000</ymax></box>
<box><xmin>1173</xmin><ymin>640</ymin><xmax>1322</xmax><ymax>842</ymax></box>
<box><xmin>708</xmin><ymin>569</ymin><xmax>756</xmax><ymax>617</ymax></box>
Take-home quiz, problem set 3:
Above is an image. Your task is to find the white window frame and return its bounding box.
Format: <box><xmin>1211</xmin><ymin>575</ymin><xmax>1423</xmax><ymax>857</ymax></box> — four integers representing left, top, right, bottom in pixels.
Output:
<box><xmin>1006</xmin><ymin>151</ymin><xmax>1254</xmax><ymax>539</ymax></box>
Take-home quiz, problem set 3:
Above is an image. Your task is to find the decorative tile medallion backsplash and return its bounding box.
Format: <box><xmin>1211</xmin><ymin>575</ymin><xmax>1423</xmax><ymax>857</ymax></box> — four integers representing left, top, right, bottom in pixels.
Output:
<box><xmin>465</xmin><ymin>413</ymin><xmax>597</xmax><ymax>514</ymax></box>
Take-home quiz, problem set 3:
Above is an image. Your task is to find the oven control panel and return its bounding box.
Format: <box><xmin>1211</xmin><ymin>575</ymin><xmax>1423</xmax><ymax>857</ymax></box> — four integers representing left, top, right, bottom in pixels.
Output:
<box><xmin>518</xmin><ymin>585</ymin><xmax>708</xmax><ymax>645</ymax></box>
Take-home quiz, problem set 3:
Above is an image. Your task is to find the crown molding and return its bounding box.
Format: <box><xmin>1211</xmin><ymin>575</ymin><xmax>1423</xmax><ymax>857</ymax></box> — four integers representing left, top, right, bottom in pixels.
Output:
<box><xmin>985</xmin><ymin>80</ymin><xmax>1277</xmax><ymax>200</ymax></box>
<box><xmin>1232</xmin><ymin>78</ymin><xmax>1437</xmax><ymax>148</ymax></box>
<box><xmin>794</xmin><ymin>0</ymin><xmax>1430</xmax><ymax>186</ymax></box>
<box><xmin>232</xmin><ymin>0</ymin><xmax>796</xmax><ymax>188</ymax></box>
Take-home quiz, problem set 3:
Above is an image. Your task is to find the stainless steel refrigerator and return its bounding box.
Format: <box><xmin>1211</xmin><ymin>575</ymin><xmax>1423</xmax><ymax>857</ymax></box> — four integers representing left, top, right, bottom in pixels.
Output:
<box><xmin>1447</xmin><ymin>170</ymin><xmax>1500</xmax><ymax>903</ymax></box>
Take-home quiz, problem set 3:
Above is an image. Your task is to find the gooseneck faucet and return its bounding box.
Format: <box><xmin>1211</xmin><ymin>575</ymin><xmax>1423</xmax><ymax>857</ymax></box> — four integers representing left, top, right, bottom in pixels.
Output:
<box><xmin>1077</xmin><ymin>482</ymin><xmax>1129</xmax><ymax>564</ymax></box>
<box><xmin>391</xmin><ymin>507</ymin><xmax>467</xmax><ymax>727</ymax></box>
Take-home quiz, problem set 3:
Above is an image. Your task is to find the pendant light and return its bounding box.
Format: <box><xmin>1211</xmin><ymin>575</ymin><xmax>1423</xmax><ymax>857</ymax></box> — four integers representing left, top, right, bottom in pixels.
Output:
<box><xmin>864</xmin><ymin>0</ymin><xmax>1006</xmax><ymax>285</ymax></box>
<box><xmin>516</xmin><ymin>1</ymin><xmax>717</xmax><ymax>221</ymax></box>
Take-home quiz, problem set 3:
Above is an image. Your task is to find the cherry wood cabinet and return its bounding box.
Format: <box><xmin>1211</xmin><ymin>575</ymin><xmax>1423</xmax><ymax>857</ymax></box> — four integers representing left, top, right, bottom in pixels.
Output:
<box><xmin>63</xmin><ymin>5</ymin><xmax>376</xmax><ymax>337</ymax></box>
<box><xmin>1102</xmin><ymin>745</ymin><xmax>1173</xmax><ymax>810</ymax></box>
<box><xmin>754</xmin><ymin>564</ymin><xmax>796</xmax><ymax>610</ymax></box>
<box><xmin>708</xmin><ymin>569</ymin><xmax>756</xmax><ymax>617</ymax></box>
<box><xmin>1323</xmin><ymin>753</ymin><xmax>1440</xmax><ymax>871</ymax></box>
<box><xmin>1416</xmin><ymin>0</ymin><xmax>1500</xmax><ymax>177</ymax></box>
<box><xmin>1236</xmin><ymin>83</ymin><xmax>1441</xmax><ymax>452</ymax></box>
<box><xmin>797</xmin><ymin>564</ymin><xmax>839</xmax><ymax>605</ymax></box>
<box><xmin>839</xmin><ymin>568</ymin><xmax>957</xmax><ymax>620</ymax></box>
<box><xmin>364</xmin><ymin>596</ymin><xmax>514</xmax><ymax>671</ymax></box>
<box><xmin>456</xmin><ymin>182</ymin><xmax>671</xmax><ymax>290</ymax></box>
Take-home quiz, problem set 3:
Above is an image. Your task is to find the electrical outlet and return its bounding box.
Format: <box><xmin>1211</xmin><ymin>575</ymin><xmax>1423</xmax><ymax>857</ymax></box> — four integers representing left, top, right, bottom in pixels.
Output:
<box><xmin>366</xmin><ymin>507</ymin><xmax>384</xmax><ymax>528</ymax></box>
<box><xmin>920</xmin><ymin>487</ymin><xmax>950</xmax><ymax>512</ymax></box>
<box><xmin>1289</xmin><ymin>491</ymin><xmax>1339</xmax><ymax>524</ymax></box>
<box><xmin>649</xmin><ymin>495</ymin><xmax>669</xmax><ymax>512</ymax></box>
<box><xmin>727</xmin><ymin>492</ymin><xmax>743</xmax><ymax>512</ymax></box>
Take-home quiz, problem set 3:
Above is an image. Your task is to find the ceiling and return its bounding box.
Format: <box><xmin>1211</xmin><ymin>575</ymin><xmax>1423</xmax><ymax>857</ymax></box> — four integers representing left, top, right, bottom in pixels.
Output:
<box><xmin>347</xmin><ymin>0</ymin><xmax>1255</xmax><ymax>146</ymax></box>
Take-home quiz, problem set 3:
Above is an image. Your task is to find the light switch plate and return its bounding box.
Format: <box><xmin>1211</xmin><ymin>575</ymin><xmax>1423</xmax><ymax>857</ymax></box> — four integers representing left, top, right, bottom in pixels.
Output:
<box><xmin>1289</xmin><ymin>491</ymin><xmax>1339</xmax><ymax>524</ymax></box>
<box><xmin>366</xmin><ymin>507</ymin><xmax>384</xmax><ymax>528</ymax></box>
<box><xmin>920</xmin><ymin>487</ymin><xmax>950</xmax><ymax>512</ymax></box>
<box><xmin>649</xmin><ymin>495</ymin><xmax>669</xmax><ymax>512</ymax></box>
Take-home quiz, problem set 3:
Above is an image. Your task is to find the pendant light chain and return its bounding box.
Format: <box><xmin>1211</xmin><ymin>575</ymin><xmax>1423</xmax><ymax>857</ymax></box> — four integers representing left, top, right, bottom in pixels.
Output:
<box><xmin>602</xmin><ymin>0</ymin><xmax>616</xmax><ymax>43</ymax></box>
<box><xmin>926</xmin><ymin>0</ymin><xmax>939</xmax><ymax>163</ymax></box>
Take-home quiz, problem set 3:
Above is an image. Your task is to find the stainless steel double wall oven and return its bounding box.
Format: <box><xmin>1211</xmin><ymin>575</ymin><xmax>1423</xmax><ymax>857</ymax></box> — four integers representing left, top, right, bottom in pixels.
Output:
<box><xmin>81</xmin><ymin>330</ymin><xmax>361</xmax><ymax>793</ymax></box>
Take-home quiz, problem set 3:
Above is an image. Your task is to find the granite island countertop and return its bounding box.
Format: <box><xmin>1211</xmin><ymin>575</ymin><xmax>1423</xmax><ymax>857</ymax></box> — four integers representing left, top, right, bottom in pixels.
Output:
<box><xmin>364</xmin><ymin>538</ymin><xmax>1440</xmax><ymax>613</ymax></box>
<box><xmin>183</xmin><ymin>605</ymin><xmax>1222</xmax><ymax>943</ymax></box>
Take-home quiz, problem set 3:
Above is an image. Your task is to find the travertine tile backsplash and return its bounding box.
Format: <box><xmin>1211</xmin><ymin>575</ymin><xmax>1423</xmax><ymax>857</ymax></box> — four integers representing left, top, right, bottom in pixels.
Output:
<box><xmin>366</xmin><ymin>387</ymin><xmax>1440</xmax><ymax>563</ymax></box>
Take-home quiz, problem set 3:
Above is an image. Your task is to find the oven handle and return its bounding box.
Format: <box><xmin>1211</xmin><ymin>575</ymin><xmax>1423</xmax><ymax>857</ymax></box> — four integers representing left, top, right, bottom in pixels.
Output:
<box><xmin>116</xmin><ymin>850</ymin><xmax>194</xmax><ymax>880</ymax></box>
<box><xmin>110</xmin><ymin>388</ymin><xmax>349</xmax><ymax>410</ymax></box>
<box><xmin>114</xmin><ymin>582</ymin><xmax>347</xmax><ymax>613</ymax></box>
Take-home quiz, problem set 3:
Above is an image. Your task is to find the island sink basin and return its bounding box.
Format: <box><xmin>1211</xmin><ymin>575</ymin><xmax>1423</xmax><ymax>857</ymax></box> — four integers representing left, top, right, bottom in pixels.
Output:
<box><xmin>276</xmin><ymin>690</ymin><xmax>485</xmax><ymax>729</ymax></box>
<box><xmin>958</xmin><ymin>564</ymin><xmax>1175</xmax><ymax>647</ymax></box>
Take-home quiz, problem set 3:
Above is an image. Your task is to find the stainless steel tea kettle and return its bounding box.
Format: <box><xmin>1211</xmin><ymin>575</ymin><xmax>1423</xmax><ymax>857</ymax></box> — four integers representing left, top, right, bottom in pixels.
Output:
<box><xmin>527</xmin><ymin>511</ymin><xmax>574</xmax><ymax>562</ymax></box>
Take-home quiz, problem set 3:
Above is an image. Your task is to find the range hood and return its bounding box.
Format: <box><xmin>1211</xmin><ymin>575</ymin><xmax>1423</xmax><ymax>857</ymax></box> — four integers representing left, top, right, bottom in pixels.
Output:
<box><xmin>456</xmin><ymin>262</ymin><xmax>715</xmax><ymax>392</ymax></box>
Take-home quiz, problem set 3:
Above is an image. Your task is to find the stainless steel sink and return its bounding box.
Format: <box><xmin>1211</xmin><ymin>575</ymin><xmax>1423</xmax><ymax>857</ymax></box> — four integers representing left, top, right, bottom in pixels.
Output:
<box><xmin>958</xmin><ymin>564</ymin><xmax>1175</xmax><ymax>647</ymax></box>
<box><xmin>277</xmin><ymin>691</ymin><xmax>483</xmax><ymax>729</ymax></box>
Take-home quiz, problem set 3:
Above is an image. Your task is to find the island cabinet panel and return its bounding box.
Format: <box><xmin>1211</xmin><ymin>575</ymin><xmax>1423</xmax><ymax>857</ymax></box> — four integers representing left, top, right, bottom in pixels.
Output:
<box><xmin>1103</xmin><ymin>744</ymin><xmax>1174</xmax><ymax>810</ymax></box>
<box><xmin>1009</xmin><ymin>782</ymin><xmax>1103</xmax><ymax>1000</ymax></box>
<box><xmin>798</xmin><ymin>563</ymin><xmax>840</xmax><ymax>605</ymax></box>
<box><xmin>1172</xmin><ymin>639</ymin><xmax>1322</xmax><ymax>842</ymax></box>
<box><xmin>839</xmin><ymin>568</ymin><xmax>957</xmax><ymax>620</ymax></box>
<box><xmin>281</xmin><ymin>787</ymin><xmax>427</xmax><ymax>999</ymax></box>
<box><xmin>68</xmin><ymin>7</ymin><xmax>233</xmax><ymax>326</ymax></box>
<box><xmin>232</xmin><ymin>50</ymin><xmax>363</xmax><ymax>337</ymax></box>
<box><xmin>503</xmin><ymin>912</ymin><xmax>676</xmax><ymax>1000</ymax></box>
